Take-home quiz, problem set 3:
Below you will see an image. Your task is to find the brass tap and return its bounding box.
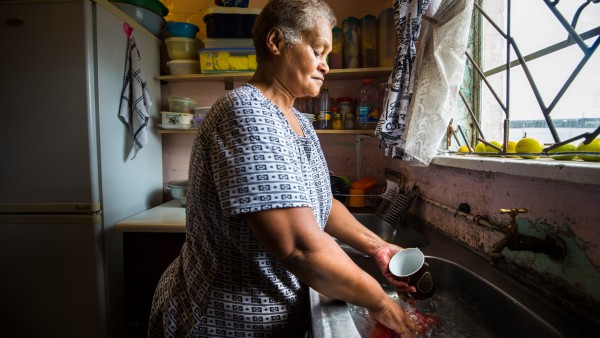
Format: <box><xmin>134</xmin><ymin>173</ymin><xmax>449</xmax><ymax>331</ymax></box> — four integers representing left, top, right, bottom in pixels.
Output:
<box><xmin>498</xmin><ymin>208</ymin><xmax>528</xmax><ymax>233</ymax></box>
<box><xmin>489</xmin><ymin>208</ymin><xmax>566</xmax><ymax>265</ymax></box>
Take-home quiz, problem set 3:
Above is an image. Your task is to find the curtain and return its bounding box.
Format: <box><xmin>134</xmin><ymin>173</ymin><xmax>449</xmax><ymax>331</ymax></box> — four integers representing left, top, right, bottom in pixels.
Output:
<box><xmin>376</xmin><ymin>0</ymin><xmax>474</xmax><ymax>166</ymax></box>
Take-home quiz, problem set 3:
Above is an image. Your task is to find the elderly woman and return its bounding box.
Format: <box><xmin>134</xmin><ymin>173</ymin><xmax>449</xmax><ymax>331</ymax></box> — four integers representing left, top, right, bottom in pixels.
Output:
<box><xmin>148</xmin><ymin>0</ymin><xmax>418</xmax><ymax>337</ymax></box>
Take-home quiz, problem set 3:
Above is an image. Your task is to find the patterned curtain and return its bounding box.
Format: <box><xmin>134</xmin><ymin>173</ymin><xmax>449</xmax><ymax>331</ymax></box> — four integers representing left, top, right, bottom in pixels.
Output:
<box><xmin>375</xmin><ymin>0</ymin><xmax>432</xmax><ymax>161</ymax></box>
<box><xmin>376</xmin><ymin>0</ymin><xmax>474</xmax><ymax>166</ymax></box>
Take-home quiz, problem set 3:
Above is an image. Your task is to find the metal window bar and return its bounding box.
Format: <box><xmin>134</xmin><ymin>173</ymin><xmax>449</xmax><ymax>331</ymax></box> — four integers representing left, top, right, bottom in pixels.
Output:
<box><xmin>462</xmin><ymin>0</ymin><xmax>600</xmax><ymax>155</ymax></box>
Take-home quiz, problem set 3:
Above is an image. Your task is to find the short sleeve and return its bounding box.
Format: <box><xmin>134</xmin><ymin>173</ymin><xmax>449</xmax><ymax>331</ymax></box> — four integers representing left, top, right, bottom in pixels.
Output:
<box><xmin>210</xmin><ymin>106</ymin><xmax>312</xmax><ymax>215</ymax></box>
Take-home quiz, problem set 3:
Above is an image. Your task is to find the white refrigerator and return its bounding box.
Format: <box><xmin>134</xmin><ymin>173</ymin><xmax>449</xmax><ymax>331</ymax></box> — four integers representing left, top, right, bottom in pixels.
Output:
<box><xmin>0</xmin><ymin>1</ymin><xmax>163</xmax><ymax>337</ymax></box>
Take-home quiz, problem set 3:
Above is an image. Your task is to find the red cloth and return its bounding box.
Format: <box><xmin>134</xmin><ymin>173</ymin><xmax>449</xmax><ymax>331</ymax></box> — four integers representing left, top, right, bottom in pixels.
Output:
<box><xmin>370</xmin><ymin>310</ymin><xmax>439</xmax><ymax>337</ymax></box>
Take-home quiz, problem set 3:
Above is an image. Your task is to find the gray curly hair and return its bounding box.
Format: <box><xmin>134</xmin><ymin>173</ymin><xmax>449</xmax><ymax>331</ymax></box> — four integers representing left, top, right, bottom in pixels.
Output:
<box><xmin>252</xmin><ymin>0</ymin><xmax>337</xmax><ymax>62</ymax></box>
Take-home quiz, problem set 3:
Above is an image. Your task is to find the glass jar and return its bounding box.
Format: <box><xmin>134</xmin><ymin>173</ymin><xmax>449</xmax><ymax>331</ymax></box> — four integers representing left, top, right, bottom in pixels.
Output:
<box><xmin>332</xmin><ymin>113</ymin><xmax>343</xmax><ymax>130</ymax></box>
<box><xmin>344</xmin><ymin>113</ymin><xmax>356</xmax><ymax>130</ymax></box>
<box><xmin>342</xmin><ymin>17</ymin><xmax>360</xmax><ymax>68</ymax></box>
<box><xmin>336</xmin><ymin>97</ymin><xmax>353</xmax><ymax>124</ymax></box>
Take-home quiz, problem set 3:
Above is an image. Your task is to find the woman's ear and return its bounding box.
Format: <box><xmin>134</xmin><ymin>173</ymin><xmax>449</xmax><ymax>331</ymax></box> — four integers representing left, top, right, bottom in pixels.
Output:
<box><xmin>266</xmin><ymin>27</ymin><xmax>284</xmax><ymax>55</ymax></box>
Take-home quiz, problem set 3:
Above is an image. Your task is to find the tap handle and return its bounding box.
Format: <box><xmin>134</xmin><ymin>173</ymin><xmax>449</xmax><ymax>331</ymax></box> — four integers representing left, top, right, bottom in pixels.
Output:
<box><xmin>499</xmin><ymin>208</ymin><xmax>528</xmax><ymax>216</ymax></box>
<box><xmin>499</xmin><ymin>208</ymin><xmax>528</xmax><ymax>232</ymax></box>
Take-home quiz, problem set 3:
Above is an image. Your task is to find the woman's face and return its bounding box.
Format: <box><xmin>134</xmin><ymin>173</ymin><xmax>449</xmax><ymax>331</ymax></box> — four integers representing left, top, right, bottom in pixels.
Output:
<box><xmin>279</xmin><ymin>17</ymin><xmax>332</xmax><ymax>98</ymax></box>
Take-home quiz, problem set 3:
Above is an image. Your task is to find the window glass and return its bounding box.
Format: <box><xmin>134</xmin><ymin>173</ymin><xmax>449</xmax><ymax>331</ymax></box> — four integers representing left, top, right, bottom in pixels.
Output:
<box><xmin>479</xmin><ymin>0</ymin><xmax>600</xmax><ymax>144</ymax></box>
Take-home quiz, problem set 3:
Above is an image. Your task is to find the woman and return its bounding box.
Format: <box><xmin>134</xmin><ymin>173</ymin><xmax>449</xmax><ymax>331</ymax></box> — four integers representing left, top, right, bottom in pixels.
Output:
<box><xmin>149</xmin><ymin>0</ymin><xmax>419</xmax><ymax>336</ymax></box>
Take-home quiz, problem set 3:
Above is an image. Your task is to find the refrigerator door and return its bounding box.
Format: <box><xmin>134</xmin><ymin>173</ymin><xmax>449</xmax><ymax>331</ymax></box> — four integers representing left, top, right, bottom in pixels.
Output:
<box><xmin>0</xmin><ymin>0</ymin><xmax>101</xmax><ymax>207</ymax></box>
<box><xmin>0</xmin><ymin>218</ymin><xmax>106</xmax><ymax>338</ymax></box>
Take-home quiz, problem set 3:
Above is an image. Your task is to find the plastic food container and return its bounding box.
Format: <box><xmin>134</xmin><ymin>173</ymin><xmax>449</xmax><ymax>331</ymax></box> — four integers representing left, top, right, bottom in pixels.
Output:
<box><xmin>165</xmin><ymin>21</ymin><xmax>200</xmax><ymax>38</ymax></box>
<box><xmin>112</xmin><ymin>0</ymin><xmax>169</xmax><ymax>16</ymax></box>
<box><xmin>161</xmin><ymin>111</ymin><xmax>194</xmax><ymax>125</ymax></box>
<box><xmin>113</xmin><ymin>2</ymin><xmax>165</xmax><ymax>36</ymax></box>
<box><xmin>199</xmin><ymin>48</ymin><xmax>257</xmax><ymax>73</ymax></box>
<box><xmin>203</xmin><ymin>6</ymin><xmax>261</xmax><ymax>38</ymax></box>
<box><xmin>168</xmin><ymin>96</ymin><xmax>196</xmax><ymax>113</ymax></box>
<box><xmin>203</xmin><ymin>38</ymin><xmax>254</xmax><ymax>49</ymax></box>
<box><xmin>165</xmin><ymin>37</ymin><xmax>199</xmax><ymax>60</ymax></box>
<box><xmin>167</xmin><ymin>59</ymin><xmax>200</xmax><ymax>75</ymax></box>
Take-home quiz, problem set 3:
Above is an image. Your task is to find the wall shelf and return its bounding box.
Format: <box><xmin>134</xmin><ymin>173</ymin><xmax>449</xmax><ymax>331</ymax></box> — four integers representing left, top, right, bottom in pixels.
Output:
<box><xmin>156</xmin><ymin>67</ymin><xmax>393</xmax><ymax>83</ymax></box>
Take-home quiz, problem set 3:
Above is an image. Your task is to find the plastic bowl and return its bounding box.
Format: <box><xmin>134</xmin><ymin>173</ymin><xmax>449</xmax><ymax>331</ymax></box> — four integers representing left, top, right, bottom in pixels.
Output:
<box><xmin>165</xmin><ymin>21</ymin><xmax>200</xmax><ymax>38</ymax></box>
<box><xmin>168</xmin><ymin>96</ymin><xmax>196</xmax><ymax>113</ymax></box>
<box><xmin>167</xmin><ymin>59</ymin><xmax>200</xmax><ymax>75</ymax></box>
<box><xmin>168</xmin><ymin>180</ymin><xmax>188</xmax><ymax>207</ymax></box>
<box><xmin>165</xmin><ymin>37</ymin><xmax>199</xmax><ymax>60</ymax></box>
<box><xmin>112</xmin><ymin>0</ymin><xmax>169</xmax><ymax>16</ymax></box>
<box><xmin>113</xmin><ymin>2</ymin><xmax>165</xmax><ymax>36</ymax></box>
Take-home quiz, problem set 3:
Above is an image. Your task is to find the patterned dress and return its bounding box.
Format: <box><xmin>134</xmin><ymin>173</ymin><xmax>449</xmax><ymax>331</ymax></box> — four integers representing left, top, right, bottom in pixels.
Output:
<box><xmin>149</xmin><ymin>84</ymin><xmax>332</xmax><ymax>337</ymax></box>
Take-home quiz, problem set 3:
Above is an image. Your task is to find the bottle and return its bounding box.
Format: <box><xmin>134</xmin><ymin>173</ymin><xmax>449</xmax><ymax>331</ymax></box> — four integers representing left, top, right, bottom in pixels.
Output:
<box><xmin>329</xmin><ymin>27</ymin><xmax>343</xmax><ymax>69</ymax></box>
<box><xmin>318</xmin><ymin>87</ymin><xmax>331</xmax><ymax>130</ymax></box>
<box><xmin>377</xmin><ymin>8</ymin><xmax>397</xmax><ymax>67</ymax></box>
<box><xmin>360</xmin><ymin>15</ymin><xmax>377</xmax><ymax>68</ymax></box>
<box><xmin>342</xmin><ymin>17</ymin><xmax>360</xmax><ymax>68</ymax></box>
<box><xmin>356</xmin><ymin>78</ymin><xmax>379</xmax><ymax>129</ymax></box>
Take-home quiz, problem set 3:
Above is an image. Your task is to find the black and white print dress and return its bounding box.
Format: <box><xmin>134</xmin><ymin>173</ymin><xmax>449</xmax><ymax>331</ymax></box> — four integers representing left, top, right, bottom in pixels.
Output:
<box><xmin>149</xmin><ymin>84</ymin><xmax>332</xmax><ymax>337</ymax></box>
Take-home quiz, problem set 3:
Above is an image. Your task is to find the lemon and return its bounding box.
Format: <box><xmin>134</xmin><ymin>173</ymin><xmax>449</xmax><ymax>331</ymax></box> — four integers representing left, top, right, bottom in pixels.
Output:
<box><xmin>504</xmin><ymin>140</ymin><xmax>519</xmax><ymax>158</ymax></box>
<box><xmin>548</xmin><ymin>143</ymin><xmax>577</xmax><ymax>160</ymax></box>
<box><xmin>515</xmin><ymin>137</ymin><xmax>544</xmax><ymax>159</ymax></box>
<box><xmin>457</xmin><ymin>145</ymin><xmax>470</xmax><ymax>153</ymax></box>
<box><xmin>484</xmin><ymin>140</ymin><xmax>502</xmax><ymax>154</ymax></box>
<box><xmin>474</xmin><ymin>142</ymin><xmax>486</xmax><ymax>155</ymax></box>
<box><xmin>576</xmin><ymin>138</ymin><xmax>600</xmax><ymax>162</ymax></box>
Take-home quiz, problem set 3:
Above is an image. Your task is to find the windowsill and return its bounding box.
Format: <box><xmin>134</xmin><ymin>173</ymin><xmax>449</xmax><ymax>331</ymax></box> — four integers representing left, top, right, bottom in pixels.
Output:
<box><xmin>431</xmin><ymin>155</ymin><xmax>600</xmax><ymax>186</ymax></box>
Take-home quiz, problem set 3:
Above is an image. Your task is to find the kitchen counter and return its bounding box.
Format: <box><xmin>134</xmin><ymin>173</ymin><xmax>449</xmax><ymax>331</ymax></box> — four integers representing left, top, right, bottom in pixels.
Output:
<box><xmin>116</xmin><ymin>200</ymin><xmax>186</xmax><ymax>233</ymax></box>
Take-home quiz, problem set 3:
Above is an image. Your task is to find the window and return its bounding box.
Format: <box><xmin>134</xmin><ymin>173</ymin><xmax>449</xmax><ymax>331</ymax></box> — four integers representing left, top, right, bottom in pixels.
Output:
<box><xmin>462</xmin><ymin>0</ymin><xmax>599</xmax><ymax>150</ymax></box>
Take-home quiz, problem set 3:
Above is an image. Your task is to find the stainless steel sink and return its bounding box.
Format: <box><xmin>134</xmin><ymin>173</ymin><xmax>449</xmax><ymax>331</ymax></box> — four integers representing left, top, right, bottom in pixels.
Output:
<box><xmin>312</xmin><ymin>214</ymin><xmax>598</xmax><ymax>337</ymax></box>
<box><xmin>337</xmin><ymin>213</ymin><xmax>429</xmax><ymax>252</ymax></box>
<box><xmin>311</xmin><ymin>256</ymin><xmax>561</xmax><ymax>337</ymax></box>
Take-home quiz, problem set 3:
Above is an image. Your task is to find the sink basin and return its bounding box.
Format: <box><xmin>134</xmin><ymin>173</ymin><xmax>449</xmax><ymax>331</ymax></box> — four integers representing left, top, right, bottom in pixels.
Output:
<box><xmin>343</xmin><ymin>213</ymin><xmax>429</xmax><ymax>250</ymax></box>
<box><xmin>310</xmin><ymin>256</ymin><xmax>563</xmax><ymax>338</ymax></box>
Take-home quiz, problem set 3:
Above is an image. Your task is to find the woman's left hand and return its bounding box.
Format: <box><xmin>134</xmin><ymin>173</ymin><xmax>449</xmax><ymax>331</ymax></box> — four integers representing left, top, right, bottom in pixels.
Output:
<box><xmin>372</xmin><ymin>244</ymin><xmax>416</xmax><ymax>294</ymax></box>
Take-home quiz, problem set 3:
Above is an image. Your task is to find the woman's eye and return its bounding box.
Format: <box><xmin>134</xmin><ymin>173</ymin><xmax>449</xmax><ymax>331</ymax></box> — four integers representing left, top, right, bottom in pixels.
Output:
<box><xmin>313</xmin><ymin>49</ymin><xmax>322</xmax><ymax>57</ymax></box>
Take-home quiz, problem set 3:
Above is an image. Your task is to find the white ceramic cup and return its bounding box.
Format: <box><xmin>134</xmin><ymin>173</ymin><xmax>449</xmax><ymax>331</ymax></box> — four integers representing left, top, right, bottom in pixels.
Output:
<box><xmin>389</xmin><ymin>248</ymin><xmax>435</xmax><ymax>299</ymax></box>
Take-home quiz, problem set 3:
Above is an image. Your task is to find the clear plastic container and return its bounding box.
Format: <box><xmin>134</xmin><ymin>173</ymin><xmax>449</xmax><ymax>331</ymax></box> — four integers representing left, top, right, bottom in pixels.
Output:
<box><xmin>168</xmin><ymin>96</ymin><xmax>197</xmax><ymax>113</ymax></box>
<box><xmin>342</xmin><ymin>17</ymin><xmax>360</xmax><ymax>68</ymax></box>
<box><xmin>377</xmin><ymin>8</ymin><xmax>396</xmax><ymax>67</ymax></box>
<box><xmin>356</xmin><ymin>78</ymin><xmax>379</xmax><ymax>129</ymax></box>
<box><xmin>360</xmin><ymin>15</ymin><xmax>377</xmax><ymax>68</ymax></box>
<box><xmin>329</xmin><ymin>27</ymin><xmax>343</xmax><ymax>69</ymax></box>
<box><xmin>165</xmin><ymin>37</ymin><xmax>199</xmax><ymax>60</ymax></box>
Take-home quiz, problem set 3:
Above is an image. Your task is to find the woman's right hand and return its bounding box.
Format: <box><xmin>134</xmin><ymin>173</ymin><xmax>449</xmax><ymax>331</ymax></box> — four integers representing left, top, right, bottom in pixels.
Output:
<box><xmin>368</xmin><ymin>297</ymin><xmax>419</xmax><ymax>337</ymax></box>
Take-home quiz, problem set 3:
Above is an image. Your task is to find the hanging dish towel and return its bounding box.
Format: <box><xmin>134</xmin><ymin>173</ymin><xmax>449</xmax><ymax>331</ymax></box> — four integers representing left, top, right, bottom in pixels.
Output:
<box><xmin>375</xmin><ymin>0</ymin><xmax>431</xmax><ymax>160</ymax></box>
<box><xmin>119</xmin><ymin>31</ymin><xmax>152</xmax><ymax>159</ymax></box>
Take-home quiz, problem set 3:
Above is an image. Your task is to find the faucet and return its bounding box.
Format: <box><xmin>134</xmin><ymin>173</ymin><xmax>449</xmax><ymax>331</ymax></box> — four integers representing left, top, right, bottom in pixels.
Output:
<box><xmin>488</xmin><ymin>208</ymin><xmax>567</xmax><ymax>265</ymax></box>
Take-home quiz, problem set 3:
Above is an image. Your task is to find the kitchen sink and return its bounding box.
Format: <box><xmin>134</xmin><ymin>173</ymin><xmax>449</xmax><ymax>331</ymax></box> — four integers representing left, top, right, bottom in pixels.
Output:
<box><xmin>311</xmin><ymin>256</ymin><xmax>561</xmax><ymax>338</ymax></box>
<box><xmin>312</xmin><ymin>214</ymin><xmax>598</xmax><ymax>337</ymax></box>
<box><xmin>337</xmin><ymin>213</ymin><xmax>429</xmax><ymax>254</ymax></box>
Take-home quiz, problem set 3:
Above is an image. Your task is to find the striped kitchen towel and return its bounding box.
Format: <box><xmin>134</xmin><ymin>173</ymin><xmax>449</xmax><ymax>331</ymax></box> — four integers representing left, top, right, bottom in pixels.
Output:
<box><xmin>119</xmin><ymin>34</ymin><xmax>152</xmax><ymax>159</ymax></box>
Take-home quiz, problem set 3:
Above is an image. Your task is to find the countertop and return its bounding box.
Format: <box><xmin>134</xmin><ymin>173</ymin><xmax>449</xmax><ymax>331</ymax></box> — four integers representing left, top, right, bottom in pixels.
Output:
<box><xmin>116</xmin><ymin>200</ymin><xmax>186</xmax><ymax>233</ymax></box>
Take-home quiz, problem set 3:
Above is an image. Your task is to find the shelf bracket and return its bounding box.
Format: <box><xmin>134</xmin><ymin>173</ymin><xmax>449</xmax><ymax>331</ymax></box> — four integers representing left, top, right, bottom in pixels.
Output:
<box><xmin>224</xmin><ymin>78</ymin><xmax>234</xmax><ymax>90</ymax></box>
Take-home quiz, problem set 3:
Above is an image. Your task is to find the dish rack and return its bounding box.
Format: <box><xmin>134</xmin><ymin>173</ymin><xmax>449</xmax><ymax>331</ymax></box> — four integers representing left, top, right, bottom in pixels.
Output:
<box><xmin>376</xmin><ymin>169</ymin><xmax>420</xmax><ymax>228</ymax></box>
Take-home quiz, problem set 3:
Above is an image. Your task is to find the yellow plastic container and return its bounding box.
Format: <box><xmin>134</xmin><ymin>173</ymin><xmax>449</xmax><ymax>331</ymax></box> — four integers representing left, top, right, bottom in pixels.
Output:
<box><xmin>199</xmin><ymin>48</ymin><xmax>257</xmax><ymax>73</ymax></box>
